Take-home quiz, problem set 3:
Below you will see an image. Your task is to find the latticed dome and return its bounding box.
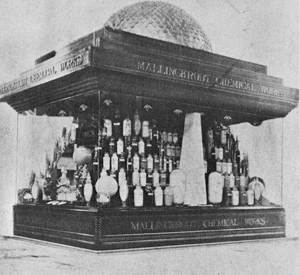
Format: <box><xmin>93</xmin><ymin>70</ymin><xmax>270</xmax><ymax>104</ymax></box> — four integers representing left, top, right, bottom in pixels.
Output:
<box><xmin>105</xmin><ymin>1</ymin><xmax>212</xmax><ymax>52</ymax></box>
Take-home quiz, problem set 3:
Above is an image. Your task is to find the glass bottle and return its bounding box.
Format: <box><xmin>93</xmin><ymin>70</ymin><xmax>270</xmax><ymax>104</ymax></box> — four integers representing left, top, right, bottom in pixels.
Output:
<box><xmin>123</xmin><ymin>115</ymin><xmax>132</xmax><ymax>137</ymax></box>
<box><xmin>133</xmin><ymin>153</ymin><xmax>140</xmax><ymax>171</ymax></box>
<box><xmin>113</xmin><ymin>108</ymin><xmax>122</xmax><ymax>138</ymax></box>
<box><xmin>103</xmin><ymin>153</ymin><xmax>110</xmax><ymax>171</ymax></box>
<box><xmin>138</xmin><ymin>137</ymin><xmax>145</xmax><ymax>156</ymax></box>
<box><xmin>247</xmin><ymin>189</ymin><xmax>255</xmax><ymax>205</ymax></box>
<box><xmin>235</xmin><ymin>136</ymin><xmax>241</xmax><ymax>176</ymax></box>
<box><xmin>84</xmin><ymin>173</ymin><xmax>93</xmax><ymax>206</ymax></box>
<box><xmin>153</xmin><ymin>154</ymin><xmax>160</xmax><ymax>171</ymax></box>
<box><xmin>140</xmin><ymin>168</ymin><xmax>147</xmax><ymax>187</ymax></box>
<box><xmin>119</xmin><ymin>152</ymin><xmax>126</xmax><ymax>171</ymax></box>
<box><xmin>117</xmin><ymin>137</ymin><xmax>124</xmax><ymax>156</ymax></box>
<box><xmin>133</xmin><ymin>109</ymin><xmax>141</xmax><ymax>136</ymax></box>
<box><xmin>111</xmin><ymin>152</ymin><xmax>119</xmax><ymax>173</ymax></box>
<box><xmin>144</xmin><ymin>183</ymin><xmax>154</xmax><ymax>207</ymax></box>
<box><xmin>145</xmin><ymin>138</ymin><xmax>152</xmax><ymax>156</ymax></box>
<box><xmin>140</xmin><ymin>153</ymin><xmax>147</xmax><ymax>171</ymax></box>
<box><xmin>104</xmin><ymin>117</ymin><xmax>112</xmax><ymax>138</ymax></box>
<box><xmin>147</xmin><ymin>154</ymin><xmax>153</xmax><ymax>174</ymax></box>
<box><xmin>223</xmin><ymin>186</ymin><xmax>232</xmax><ymax>206</ymax></box>
<box><xmin>232</xmin><ymin>187</ymin><xmax>239</xmax><ymax>206</ymax></box>
<box><xmin>154</xmin><ymin>185</ymin><xmax>163</xmax><ymax>206</ymax></box>
<box><xmin>109</xmin><ymin>137</ymin><xmax>116</xmax><ymax>156</ymax></box>
<box><xmin>153</xmin><ymin>169</ymin><xmax>160</xmax><ymax>187</ymax></box>
<box><xmin>132</xmin><ymin>169</ymin><xmax>140</xmax><ymax>186</ymax></box>
<box><xmin>239</xmin><ymin>186</ymin><xmax>247</xmax><ymax>206</ymax></box>
<box><xmin>134</xmin><ymin>185</ymin><xmax>144</xmax><ymax>207</ymax></box>
<box><xmin>164</xmin><ymin>186</ymin><xmax>173</xmax><ymax>206</ymax></box>
<box><xmin>131</xmin><ymin>135</ymin><xmax>138</xmax><ymax>155</ymax></box>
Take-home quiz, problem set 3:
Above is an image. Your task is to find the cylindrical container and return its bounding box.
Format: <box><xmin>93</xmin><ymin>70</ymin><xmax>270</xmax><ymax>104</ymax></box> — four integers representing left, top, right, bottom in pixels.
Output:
<box><xmin>164</xmin><ymin>186</ymin><xmax>173</xmax><ymax>206</ymax></box>
<box><xmin>232</xmin><ymin>188</ymin><xmax>239</xmax><ymax>206</ymax></box>
<box><xmin>140</xmin><ymin>169</ymin><xmax>147</xmax><ymax>187</ymax></box>
<box><xmin>239</xmin><ymin>188</ymin><xmax>247</xmax><ymax>206</ymax></box>
<box><xmin>134</xmin><ymin>185</ymin><xmax>143</xmax><ymax>207</ymax></box>
<box><xmin>154</xmin><ymin>186</ymin><xmax>163</xmax><ymax>206</ymax></box>
<box><xmin>208</xmin><ymin>172</ymin><xmax>224</xmax><ymax>205</ymax></box>
<box><xmin>247</xmin><ymin>189</ymin><xmax>255</xmax><ymax>205</ymax></box>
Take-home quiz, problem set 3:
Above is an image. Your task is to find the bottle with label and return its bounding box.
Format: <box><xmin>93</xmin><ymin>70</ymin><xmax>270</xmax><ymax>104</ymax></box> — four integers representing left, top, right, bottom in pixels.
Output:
<box><xmin>132</xmin><ymin>169</ymin><xmax>140</xmax><ymax>186</ymax></box>
<box><xmin>220</xmin><ymin>125</ymin><xmax>227</xmax><ymax>147</ymax></box>
<box><xmin>133</xmin><ymin>153</ymin><xmax>140</xmax><ymax>171</ymax></box>
<box><xmin>222</xmin><ymin>186</ymin><xmax>232</xmax><ymax>206</ymax></box>
<box><xmin>208</xmin><ymin>172</ymin><xmax>224</xmax><ymax>205</ymax></box>
<box><xmin>240</xmin><ymin>172</ymin><xmax>246</xmax><ymax>190</ymax></box>
<box><xmin>216</xmin><ymin>157</ymin><xmax>222</xmax><ymax>173</ymax></box>
<box><xmin>111</xmin><ymin>153</ymin><xmax>119</xmax><ymax>173</ymax></box>
<box><xmin>140</xmin><ymin>153</ymin><xmax>147</xmax><ymax>171</ymax></box>
<box><xmin>221</xmin><ymin>159</ymin><xmax>227</xmax><ymax>175</ymax></box>
<box><xmin>153</xmin><ymin>169</ymin><xmax>160</xmax><ymax>187</ymax></box>
<box><xmin>147</xmin><ymin>154</ymin><xmax>153</xmax><ymax>173</ymax></box>
<box><xmin>84</xmin><ymin>173</ymin><xmax>93</xmax><ymax>206</ymax></box>
<box><xmin>153</xmin><ymin>154</ymin><xmax>160</xmax><ymax>171</ymax></box>
<box><xmin>138</xmin><ymin>137</ymin><xmax>145</xmax><ymax>156</ymax></box>
<box><xmin>247</xmin><ymin>189</ymin><xmax>254</xmax><ymax>205</ymax></box>
<box><xmin>109</xmin><ymin>137</ymin><xmax>116</xmax><ymax>156</ymax></box>
<box><xmin>232</xmin><ymin>187</ymin><xmax>239</xmax><ymax>206</ymax></box>
<box><xmin>131</xmin><ymin>135</ymin><xmax>138</xmax><ymax>155</ymax></box>
<box><xmin>235</xmin><ymin>175</ymin><xmax>240</xmax><ymax>189</ymax></box>
<box><xmin>154</xmin><ymin>185</ymin><xmax>163</xmax><ymax>206</ymax></box>
<box><xmin>118</xmin><ymin>168</ymin><xmax>128</xmax><ymax>207</ymax></box>
<box><xmin>133</xmin><ymin>109</ymin><xmax>141</xmax><ymax>137</ymax></box>
<box><xmin>239</xmin><ymin>186</ymin><xmax>247</xmax><ymax>206</ymax></box>
<box><xmin>123</xmin><ymin>115</ymin><xmax>132</xmax><ymax>137</ymax></box>
<box><xmin>119</xmin><ymin>152</ymin><xmax>126</xmax><ymax>172</ymax></box>
<box><xmin>142</xmin><ymin>120</ymin><xmax>150</xmax><ymax>139</ymax></box>
<box><xmin>113</xmin><ymin>108</ymin><xmax>122</xmax><ymax>138</ymax></box>
<box><xmin>117</xmin><ymin>137</ymin><xmax>124</xmax><ymax>156</ymax></box>
<box><xmin>103</xmin><ymin>153</ymin><xmax>110</xmax><ymax>171</ymax></box>
<box><xmin>134</xmin><ymin>184</ymin><xmax>144</xmax><ymax>207</ymax></box>
<box><xmin>140</xmin><ymin>169</ymin><xmax>147</xmax><ymax>187</ymax></box>
<box><xmin>164</xmin><ymin>186</ymin><xmax>173</xmax><ymax>206</ymax></box>
<box><xmin>224</xmin><ymin>172</ymin><xmax>230</xmax><ymax>189</ymax></box>
<box><xmin>104</xmin><ymin>117</ymin><xmax>112</xmax><ymax>138</ymax></box>
<box><xmin>126</xmin><ymin>147</ymin><xmax>133</xmax><ymax>185</ymax></box>
<box><xmin>160</xmin><ymin>170</ymin><xmax>167</xmax><ymax>187</ymax></box>
<box><xmin>144</xmin><ymin>183</ymin><xmax>154</xmax><ymax>207</ymax></box>
<box><xmin>227</xmin><ymin>157</ymin><xmax>232</xmax><ymax>175</ymax></box>
<box><xmin>145</xmin><ymin>138</ymin><xmax>152</xmax><ymax>156</ymax></box>
<box><xmin>229</xmin><ymin>172</ymin><xmax>235</xmax><ymax>189</ymax></box>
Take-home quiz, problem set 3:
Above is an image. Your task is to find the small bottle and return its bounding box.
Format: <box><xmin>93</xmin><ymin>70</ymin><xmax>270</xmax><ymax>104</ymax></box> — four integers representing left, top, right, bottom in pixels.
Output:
<box><xmin>142</xmin><ymin>120</ymin><xmax>150</xmax><ymax>139</ymax></box>
<box><xmin>84</xmin><ymin>173</ymin><xmax>93</xmax><ymax>206</ymax></box>
<box><xmin>229</xmin><ymin>172</ymin><xmax>235</xmax><ymax>189</ymax></box>
<box><xmin>131</xmin><ymin>136</ymin><xmax>138</xmax><ymax>154</ymax></box>
<box><xmin>147</xmin><ymin>154</ymin><xmax>153</xmax><ymax>173</ymax></box>
<box><xmin>232</xmin><ymin>188</ymin><xmax>239</xmax><ymax>206</ymax></box>
<box><xmin>133</xmin><ymin>109</ymin><xmax>141</xmax><ymax>136</ymax></box>
<box><xmin>164</xmin><ymin>186</ymin><xmax>173</xmax><ymax>206</ymax></box>
<box><xmin>240</xmin><ymin>172</ymin><xmax>246</xmax><ymax>189</ymax></box>
<box><xmin>109</xmin><ymin>137</ymin><xmax>116</xmax><ymax>156</ymax></box>
<box><xmin>133</xmin><ymin>153</ymin><xmax>140</xmax><ymax>171</ymax></box>
<box><xmin>119</xmin><ymin>152</ymin><xmax>126</xmax><ymax>171</ymax></box>
<box><xmin>224</xmin><ymin>172</ymin><xmax>230</xmax><ymax>189</ymax></box>
<box><xmin>140</xmin><ymin>154</ymin><xmax>147</xmax><ymax>170</ymax></box>
<box><xmin>223</xmin><ymin>186</ymin><xmax>232</xmax><ymax>206</ymax></box>
<box><xmin>160</xmin><ymin>170</ymin><xmax>167</xmax><ymax>187</ymax></box>
<box><xmin>103</xmin><ymin>153</ymin><xmax>110</xmax><ymax>171</ymax></box>
<box><xmin>140</xmin><ymin>169</ymin><xmax>147</xmax><ymax>187</ymax></box>
<box><xmin>113</xmin><ymin>108</ymin><xmax>122</xmax><ymax>138</ymax></box>
<box><xmin>104</xmin><ymin>118</ymin><xmax>112</xmax><ymax>138</ymax></box>
<box><xmin>153</xmin><ymin>154</ymin><xmax>160</xmax><ymax>171</ymax></box>
<box><xmin>221</xmin><ymin>159</ymin><xmax>227</xmax><ymax>175</ymax></box>
<box><xmin>247</xmin><ymin>189</ymin><xmax>255</xmax><ymax>205</ymax></box>
<box><xmin>153</xmin><ymin>169</ymin><xmax>160</xmax><ymax>187</ymax></box>
<box><xmin>216</xmin><ymin>158</ymin><xmax>222</xmax><ymax>173</ymax></box>
<box><xmin>117</xmin><ymin>137</ymin><xmax>124</xmax><ymax>156</ymax></box>
<box><xmin>123</xmin><ymin>115</ymin><xmax>132</xmax><ymax>137</ymax></box>
<box><xmin>144</xmin><ymin>184</ymin><xmax>154</xmax><ymax>207</ymax></box>
<box><xmin>239</xmin><ymin>186</ymin><xmax>247</xmax><ymax>206</ymax></box>
<box><xmin>145</xmin><ymin>138</ymin><xmax>153</xmax><ymax>156</ymax></box>
<box><xmin>138</xmin><ymin>137</ymin><xmax>145</xmax><ymax>155</ymax></box>
<box><xmin>132</xmin><ymin>169</ymin><xmax>140</xmax><ymax>186</ymax></box>
<box><xmin>154</xmin><ymin>185</ymin><xmax>163</xmax><ymax>206</ymax></box>
<box><xmin>111</xmin><ymin>153</ymin><xmax>119</xmax><ymax>172</ymax></box>
<box><xmin>134</xmin><ymin>185</ymin><xmax>144</xmax><ymax>207</ymax></box>
<box><xmin>219</xmin><ymin>146</ymin><xmax>224</xmax><ymax>161</ymax></box>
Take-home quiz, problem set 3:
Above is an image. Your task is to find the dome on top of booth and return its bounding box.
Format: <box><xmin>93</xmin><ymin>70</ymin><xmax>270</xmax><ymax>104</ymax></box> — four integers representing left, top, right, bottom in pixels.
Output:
<box><xmin>104</xmin><ymin>1</ymin><xmax>212</xmax><ymax>52</ymax></box>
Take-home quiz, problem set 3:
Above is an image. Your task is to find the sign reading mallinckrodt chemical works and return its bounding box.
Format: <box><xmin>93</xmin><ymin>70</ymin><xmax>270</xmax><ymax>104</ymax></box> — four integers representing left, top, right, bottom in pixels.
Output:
<box><xmin>0</xmin><ymin>50</ymin><xmax>90</xmax><ymax>98</ymax></box>
<box><xmin>136</xmin><ymin>61</ymin><xmax>290</xmax><ymax>99</ymax></box>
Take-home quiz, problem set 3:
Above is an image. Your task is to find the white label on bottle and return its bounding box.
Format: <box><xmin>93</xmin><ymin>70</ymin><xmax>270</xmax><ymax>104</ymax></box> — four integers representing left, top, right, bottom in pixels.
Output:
<box><xmin>103</xmin><ymin>155</ymin><xmax>110</xmax><ymax>171</ymax></box>
<box><xmin>140</xmin><ymin>172</ymin><xmax>147</xmax><ymax>186</ymax></box>
<box><xmin>117</xmin><ymin>139</ymin><xmax>124</xmax><ymax>155</ymax></box>
<box><xmin>142</xmin><ymin>121</ymin><xmax>149</xmax><ymax>138</ymax></box>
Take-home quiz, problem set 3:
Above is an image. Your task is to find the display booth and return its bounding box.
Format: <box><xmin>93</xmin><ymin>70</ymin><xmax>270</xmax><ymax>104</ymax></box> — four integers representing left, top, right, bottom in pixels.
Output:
<box><xmin>0</xmin><ymin>2</ymin><xmax>298</xmax><ymax>250</ymax></box>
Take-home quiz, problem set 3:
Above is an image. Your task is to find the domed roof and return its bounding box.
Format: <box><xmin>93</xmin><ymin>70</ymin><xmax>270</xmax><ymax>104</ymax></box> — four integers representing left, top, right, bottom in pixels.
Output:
<box><xmin>104</xmin><ymin>1</ymin><xmax>212</xmax><ymax>52</ymax></box>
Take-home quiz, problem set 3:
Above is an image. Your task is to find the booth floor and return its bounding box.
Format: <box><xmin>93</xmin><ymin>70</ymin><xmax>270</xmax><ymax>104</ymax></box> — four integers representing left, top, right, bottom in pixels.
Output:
<box><xmin>0</xmin><ymin>236</ymin><xmax>299</xmax><ymax>275</ymax></box>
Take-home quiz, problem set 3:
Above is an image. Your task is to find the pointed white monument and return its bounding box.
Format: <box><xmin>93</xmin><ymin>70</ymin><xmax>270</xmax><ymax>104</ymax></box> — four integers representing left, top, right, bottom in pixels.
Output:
<box><xmin>180</xmin><ymin>113</ymin><xmax>207</xmax><ymax>206</ymax></box>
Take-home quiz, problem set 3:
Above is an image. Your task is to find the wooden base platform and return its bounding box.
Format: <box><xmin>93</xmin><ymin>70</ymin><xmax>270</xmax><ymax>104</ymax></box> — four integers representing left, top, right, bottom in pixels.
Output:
<box><xmin>14</xmin><ymin>204</ymin><xmax>285</xmax><ymax>250</ymax></box>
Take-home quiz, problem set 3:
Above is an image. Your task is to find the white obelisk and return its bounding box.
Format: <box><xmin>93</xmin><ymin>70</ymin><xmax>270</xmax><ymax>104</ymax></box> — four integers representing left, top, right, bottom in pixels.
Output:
<box><xmin>180</xmin><ymin>113</ymin><xmax>207</xmax><ymax>206</ymax></box>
